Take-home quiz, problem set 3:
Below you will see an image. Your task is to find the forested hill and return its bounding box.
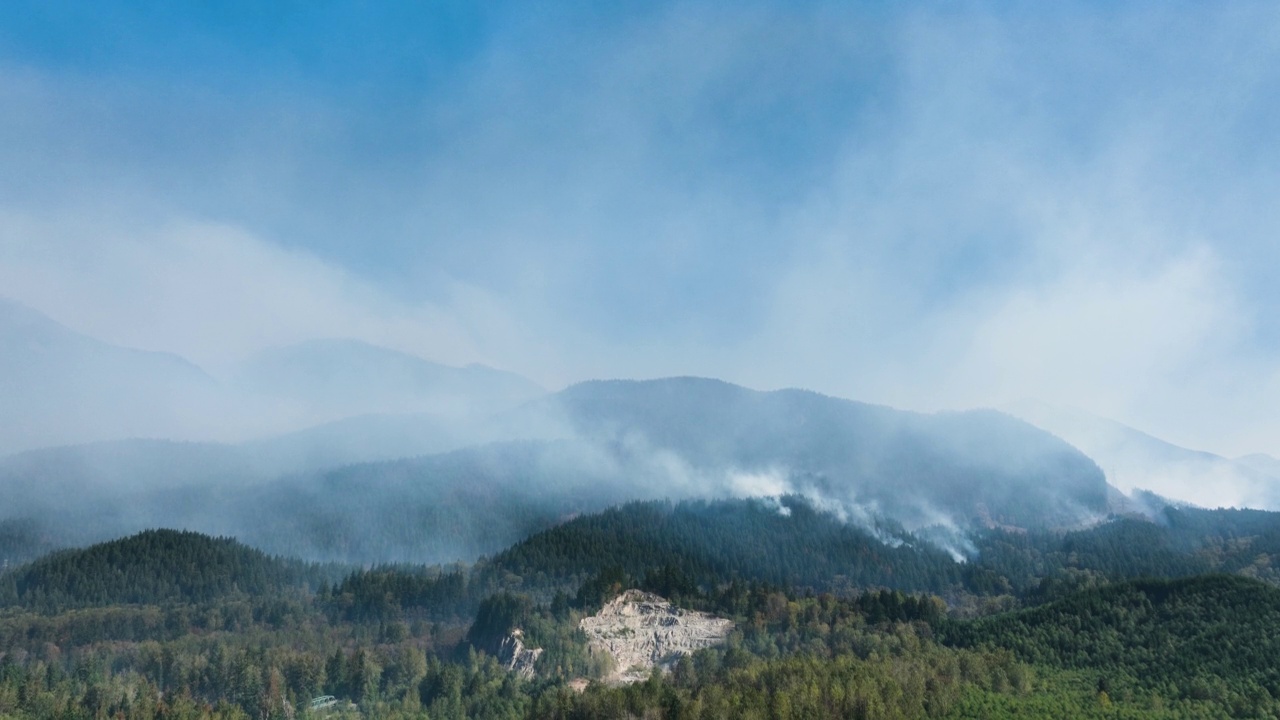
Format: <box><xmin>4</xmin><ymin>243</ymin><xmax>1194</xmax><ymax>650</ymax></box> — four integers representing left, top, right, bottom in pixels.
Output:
<box><xmin>17</xmin><ymin>498</ymin><xmax>1280</xmax><ymax>622</ymax></box>
<box><xmin>540</xmin><ymin>377</ymin><xmax>1109</xmax><ymax>530</ymax></box>
<box><xmin>0</xmin><ymin>376</ymin><xmax>1116</xmax><ymax>566</ymax></box>
<box><xmin>8</xmin><ymin>505</ymin><xmax>1280</xmax><ymax>717</ymax></box>
<box><xmin>320</xmin><ymin>497</ymin><xmax>1280</xmax><ymax>625</ymax></box>
<box><xmin>974</xmin><ymin>504</ymin><xmax>1280</xmax><ymax>594</ymax></box>
<box><xmin>0</xmin><ymin>529</ymin><xmax>336</xmax><ymax>611</ymax></box>
<box><xmin>942</xmin><ymin>575</ymin><xmax>1280</xmax><ymax>710</ymax></box>
<box><xmin>487</xmin><ymin>498</ymin><xmax>1280</xmax><ymax>601</ymax></box>
<box><xmin>487</xmin><ymin>496</ymin><xmax>986</xmax><ymax>596</ymax></box>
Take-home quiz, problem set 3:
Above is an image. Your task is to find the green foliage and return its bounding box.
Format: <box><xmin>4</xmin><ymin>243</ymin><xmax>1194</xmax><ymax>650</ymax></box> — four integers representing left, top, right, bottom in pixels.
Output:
<box><xmin>975</xmin><ymin>506</ymin><xmax>1280</xmax><ymax>596</ymax></box>
<box><xmin>465</xmin><ymin>593</ymin><xmax>535</xmax><ymax>651</ymax></box>
<box><xmin>0</xmin><ymin>529</ymin><xmax>338</xmax><ymax>613</ymax></box>
<box><xmin>6</xmin><ymin>500</ymin><xmax>1280</xmax><ymax>718</ymax></box>
<box><xmin>322</xmin><ymin>565</ymin><xmax>471</xmax><ymax>623</ymax></box>
<box><xmin>491</xmin><ymin>497</ymin><xmax>976</xmax><ymax>597</ymax></box>
<box><xmin>942</xmin><ymin>574</ymin><xmax>1280</xmax><ymax>715</ymax></box>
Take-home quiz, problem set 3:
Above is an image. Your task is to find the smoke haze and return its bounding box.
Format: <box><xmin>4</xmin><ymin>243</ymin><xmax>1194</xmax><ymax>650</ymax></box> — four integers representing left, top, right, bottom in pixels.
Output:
<box><xmin>1</xmin><ymin>2</ymin><xmax>1278</xmax><ymax>501</ymax></box>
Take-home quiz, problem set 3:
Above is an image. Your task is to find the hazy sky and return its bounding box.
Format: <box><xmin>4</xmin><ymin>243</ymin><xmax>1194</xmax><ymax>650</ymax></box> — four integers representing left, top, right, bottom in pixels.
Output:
<box><xmin>1</xmin><ymin>1</ymin><xmax>1278</xmax><ymax>457</ymax></box>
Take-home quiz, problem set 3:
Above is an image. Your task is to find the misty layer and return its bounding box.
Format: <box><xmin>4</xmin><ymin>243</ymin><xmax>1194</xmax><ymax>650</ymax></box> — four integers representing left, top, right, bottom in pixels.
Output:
<box><xmin>4</xmin><ymin>371</ymin><xmax>1110</xmax><ymax>565</ymax></box>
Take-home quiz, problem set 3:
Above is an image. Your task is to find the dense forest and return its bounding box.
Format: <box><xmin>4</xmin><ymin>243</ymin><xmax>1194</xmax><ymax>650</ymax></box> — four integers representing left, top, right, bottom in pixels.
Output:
<box><xmin>942</xmin><ymin>575</ymin><xmax>1280</xmax><ymax>713</ymax></box>
<box><xmin>4</xmin><ymin>497</ymin><xmax>1280</xmax><ymax>718</ymax></box>
<box><xmin>0</xmin><ymin>530</ymin><xmax>339</xmax><ymax>612</ymax></box>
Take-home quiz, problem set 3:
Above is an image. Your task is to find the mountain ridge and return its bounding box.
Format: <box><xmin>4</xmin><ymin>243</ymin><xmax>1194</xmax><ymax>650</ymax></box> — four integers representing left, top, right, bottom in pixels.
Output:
<box><xmin>234</xmin><ymin>337</ymin><xmax>546</xmax><ymax>421</ymax></box>
<box><xmin>1006</xmin><ymin>399</ymin><xmax>1280</xmax><ymax>510</ymax></box>
<box><xmin>0</xmin><ymin>298</ymin><xmax>232</xmax><ymax>455</ymax></box>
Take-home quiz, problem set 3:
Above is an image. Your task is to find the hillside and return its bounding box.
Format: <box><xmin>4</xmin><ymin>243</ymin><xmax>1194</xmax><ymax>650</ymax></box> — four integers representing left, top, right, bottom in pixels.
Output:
<box><xmin>6</xmin><ymin>502</ymin><xmax>1280</xmax><ymax>717</ymax></box>
<box><xmin>540</xmin><ymin>378</ymin><xmax>1109</xmax><ymax>530</ymax></box>
<box><xmin>943</xmin><ymin>574</ymin><xmax>1280</xmax><ymax>708</ymax></box>
<box><xmin>0</xmin><ymin>299</ymin><xmax>232</xmax><ymax>454</ymax></box>
<box><xmin>232</xmin><ymin>439</ymin><xmax>656</xmax><ymax>563</ymax></box>
<box><xmin>0</xmin><ymin>529</ymin><xmax>332</xmax><ymax>611</ymax></box>
<box><xmin>578</xmin><ymin>589</ymin><xmax>734</xmax><ymax>684</ymax></box>
<box><xmin>0</xmin><ymin>437</ymin><xmax>686</xmax><ymax>565</ymax></box>
<box><xmin>1008</xmin><ymin>400</ymin><xmax>1280</xmax><ymax>510</ymax></box>
<box><xmin>12</xmin><ymin>376</ymin><xmax>1261</xmax><ymax>573</ymax></box>
<box><xmin>0</xmin><ymin>374</ymin><xmax>1116</xmax><ymax>565</ymax></box>
<box><xmin>490</xmin><ymin>496</ymin><xmax>974</xmax><ymax>595</ymax></box>
<box><xmin>1238</xmin><ymin>453</ymin><xmax>1280</xmax><ymax>479</ymax></box>
<box><xmin>234</xmin><ymin>338</ymin><xmax>545</xmax><ymax>420</ymax></box>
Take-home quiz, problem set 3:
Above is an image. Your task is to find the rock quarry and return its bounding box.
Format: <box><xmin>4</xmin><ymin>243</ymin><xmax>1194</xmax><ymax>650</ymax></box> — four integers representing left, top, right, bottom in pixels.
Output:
<box><xmin>579</xmin><ymin>589</ymin><xmax>734</xmax><ymax>685</ymax></box>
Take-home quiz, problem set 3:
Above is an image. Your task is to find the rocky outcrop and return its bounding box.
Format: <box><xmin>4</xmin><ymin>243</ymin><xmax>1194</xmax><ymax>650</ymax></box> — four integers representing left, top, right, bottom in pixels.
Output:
<box><xmin>497</xmin><ymin>629</ymin><xmax>542</xmax><ymax>680</ymax></box>
<box><xmin>579</xmin><ymin>590</ymin><xmax>734</xmax><ymax>685</ymax></box>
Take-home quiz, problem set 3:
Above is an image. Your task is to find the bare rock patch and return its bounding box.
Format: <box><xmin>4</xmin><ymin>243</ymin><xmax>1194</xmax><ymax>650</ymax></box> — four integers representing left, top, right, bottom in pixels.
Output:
<box><xmin>579</xmin><ymin>589</ymin><xmax>734</xmax><ymax>685</ymax></box>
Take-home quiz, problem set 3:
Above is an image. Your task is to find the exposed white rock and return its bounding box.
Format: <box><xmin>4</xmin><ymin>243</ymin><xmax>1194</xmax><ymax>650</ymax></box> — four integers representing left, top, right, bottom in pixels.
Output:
<box><xmin>497</xmin><ymin>629</ymin><xmax>542</xmax><ymax>680</ymax></box>
<box><xmin>579</xmin><ymin>590</ymin><xmax>734</xmax><ymax>685</ymax></box>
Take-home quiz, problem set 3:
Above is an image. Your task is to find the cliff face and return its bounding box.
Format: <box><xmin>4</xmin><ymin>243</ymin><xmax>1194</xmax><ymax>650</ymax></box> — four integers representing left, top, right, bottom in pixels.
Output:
<box><xmin>497</xmin><ymin>629</ymin><xmax>542</xmax><ymax>680</ymax></box>
<box><xmin>579</xmin><ymin>590</ymin><xmax>734</xmax><ymax>685</ymax></box>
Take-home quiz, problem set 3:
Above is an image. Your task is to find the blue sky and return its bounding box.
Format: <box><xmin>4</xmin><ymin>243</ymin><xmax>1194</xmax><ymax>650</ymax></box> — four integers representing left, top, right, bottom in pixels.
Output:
<box><xmin>1</xmin><ymin>1</ymin><xmax>1279</xmax><ymax>456</ymax></box>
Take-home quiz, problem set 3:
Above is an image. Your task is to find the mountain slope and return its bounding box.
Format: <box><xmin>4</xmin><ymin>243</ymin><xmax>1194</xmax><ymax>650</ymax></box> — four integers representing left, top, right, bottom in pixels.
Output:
<box><xmin>0</xmin><ymin>407</ymin><xmax>492</xmax><ymax>541</ymax></box>
<box><xmin>943</xmin><ymin>574</ymin><xmax>1280</xmax><ymax>704</ymax></box>
<box><xmin>234</xmin><ymin>338</ymin><xmax>545</xmax><ymax>421</ymax></box>
<box><xmin>0</xmin><ymin>529</ymin><xmax>331</xmax><ymax>611</ymax></box>
<box><xmin>0</xmin><ymin>299</ymin><xmax>232</xmax><ymax>454</ymax></box>
<box><xmin>0</xmin><ymin>377</ymin><xmax>1114</xmax><ymax>564</ymax></box>
<box><xmin>488</xmin><ymin>496</ymin><xmax>973</xmax><ymax>595</ymax></box>
<box><xmin>1239</xmin><ymin>453</ymin><xmax>1280</xmax><ymax>480</ymax></box>
<box><xmin>537</xmin><ymin>378</ymin><xmax>1109</xmax><ymax>530</ymax></box>
<box><xmin>1007</xmin><ymin>400</ymin><xmax>1280</xmax><ymax>509</ymax></box>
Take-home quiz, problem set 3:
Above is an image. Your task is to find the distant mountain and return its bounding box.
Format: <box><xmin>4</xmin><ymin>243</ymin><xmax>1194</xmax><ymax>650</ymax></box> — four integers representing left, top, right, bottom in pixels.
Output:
<box><xmin>234</xmin><ymin>338</ymin><xmax>545</xmax><ymax>421</ymax></box>
<box><xmin>0</xmin><ymin>303</ymin><xmax>544</xmax><ymax>456</ymax></box>
<box><xmin>535</xmin><ymin>378</ymin><xmax>1109</xmax><ymax>531</ymax></box>
<box><xmin>228</xmin><ymin>440</ymin><xmax>643</xmax><ymax>564</ymax></box>
<box><xmin>0</xmin><ymin>436</ymin><xmax>631</xmax><ymax>565</ymax></box>
<box><xmin>0</xmin><ymin>421</ymin><xmax>497</xmax><ymax>559</ymax></box>
<box><xmin>1239</xmin><ymin>453</ymin><xmax>1280</xmax><ymax>479</ymax></box>
<box><xmin>1006</xmin><ymin>400</ymin><xmax>1280</xmax><ymax>510</ymax></box>
<box><xmin>0</xmin><ymin>518</ymin><xmax>59</xmax><ymax>570</ymax></box>
<box><xmin>242</xmin><ymin>411</ymin><xmax>480</xmax><ymax>471</ymax></box>
<box><xmin>0</xmin><ymin>298</ymin><xmax>233</xmax><ymax>455</ymax></box>
<box><xmin>0</xmin><ymin>377</ymin><xmax>1114</xmax><ymax>564</ymax></box>
<box><xmin>0</xmin><ymin>438</ymin><xmax>255</xmax><ymax>507</ymax></box>
<box><xmin>0</xmin><ymin>438</ymin><xmax>285</xmax><ymax>557</ymax></box>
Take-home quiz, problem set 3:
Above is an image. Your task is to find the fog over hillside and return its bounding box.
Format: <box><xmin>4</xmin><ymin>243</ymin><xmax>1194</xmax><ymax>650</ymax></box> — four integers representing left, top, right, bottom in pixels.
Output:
<box><xmin>0</xmin><ymin>298</ymin><xmax>237</xmax><ymax>454</ymax></box>
<box><xmin>0</xmin><ymin>373</ymin><xmax>1114</xmax><ymax>564</ymax></box>
<box><xmin>0</xmin><ymin>298</ymin><xmax>544</xmax><ymax>457</ymax></box>
<box><xmin>1007</xmin><ymin>400</ymin><xmax>1280</xmax><ymax>511</ymax></box>
<box><xmin>234</xmin><ymin>338</ymin><xmax>545</xmax><ymax>422</ymax></box>
<box><xmin>0</xmin><ymin>291</ymin><xmax>1272</xmax><ymax>566</ymax></box>
<box><xmin>1</xmin><ymin>1</ymin><xmax>1279</xmax><ymax>563</ymax></box>
<box><xmin>5</xmin><ymin>7</ymin><xmax>1280</xmax><ymax>720</ymax></box>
